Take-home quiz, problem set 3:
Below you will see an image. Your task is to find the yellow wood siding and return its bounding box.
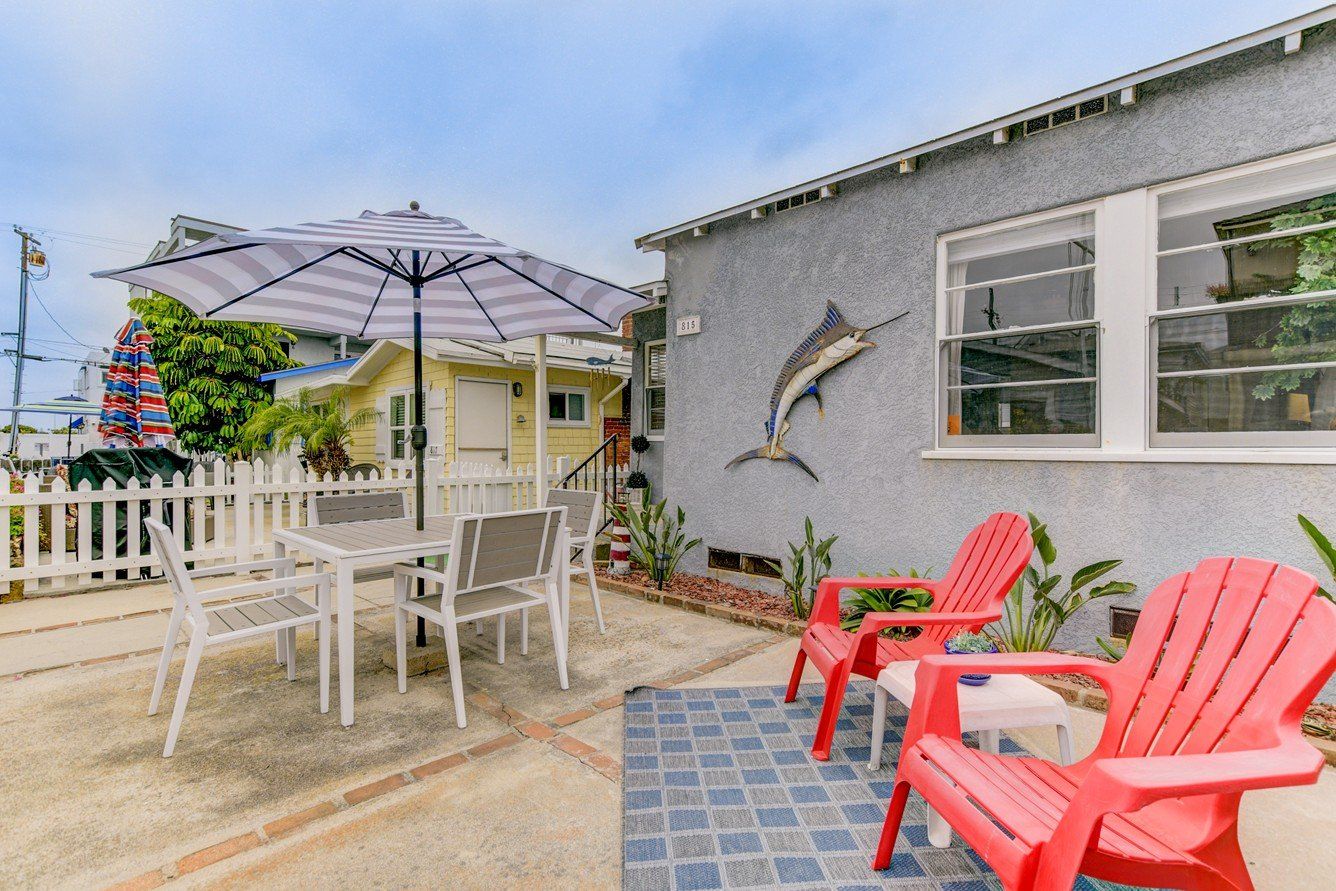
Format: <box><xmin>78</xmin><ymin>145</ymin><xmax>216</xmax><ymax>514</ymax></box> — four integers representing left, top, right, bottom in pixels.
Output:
<box><xmin>347</xmin><ymin>348</ymin><xmax>622</xmax><ymax>468</ymax></box>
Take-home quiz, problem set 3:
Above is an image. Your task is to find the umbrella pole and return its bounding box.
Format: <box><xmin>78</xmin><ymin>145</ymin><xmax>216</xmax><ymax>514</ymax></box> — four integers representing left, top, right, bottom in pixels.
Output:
<box><xmin>412</xmin><ymin>251</ymin><xmax>428</xmax><ymax>648</ymax></box>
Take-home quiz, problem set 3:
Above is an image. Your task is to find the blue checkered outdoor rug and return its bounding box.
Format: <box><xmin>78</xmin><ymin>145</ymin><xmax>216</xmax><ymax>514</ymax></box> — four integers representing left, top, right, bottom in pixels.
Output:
<box><xmin>621</xmin><ymin>682</ymin><xmax>1144</xmax><ymax>891</ymax></box>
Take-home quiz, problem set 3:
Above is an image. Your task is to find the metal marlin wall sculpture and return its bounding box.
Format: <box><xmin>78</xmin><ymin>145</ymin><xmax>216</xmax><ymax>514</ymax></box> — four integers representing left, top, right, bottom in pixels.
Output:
<box><xmin>726</xmin><ymin>300</ymin><xmax>907</xmax><ymax>481</ymax></box>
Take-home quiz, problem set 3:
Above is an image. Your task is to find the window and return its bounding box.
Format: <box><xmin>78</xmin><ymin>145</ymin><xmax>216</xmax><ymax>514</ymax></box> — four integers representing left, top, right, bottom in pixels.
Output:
<box><xmin>931</xmin><ymin>143</ymin><xmax>1336</xmax><ymax>462</ymax></box>
<box><xmin>547</xmin><ymin>387</ymin><xmax>589</xmax><ymax>427</ymax></box>
<box><xmin>1151</xmin><ymin>152</ymin><xmax>1336</xmax><ymax>446</ymax></box>
<box><xmin>939</xmin><ymin>211</ymin><xmax>1099</xmax><ymax>446</ymax></box>
<box><xmin>644</xmin><ymin>340</ymin><xmax>666</xmax><ymax>438</ymax></box>
<box><xmin>388</xmin><ymin>391</ymin><xmax>415</xmax><ymax>460</ymax></box>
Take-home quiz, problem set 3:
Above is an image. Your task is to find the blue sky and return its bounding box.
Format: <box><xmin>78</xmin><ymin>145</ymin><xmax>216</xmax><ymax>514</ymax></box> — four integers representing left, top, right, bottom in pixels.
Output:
<box><xmin>1</xmin><ymin>0</ymin><xmax>1324</xmax><ymax>421</ymax></box>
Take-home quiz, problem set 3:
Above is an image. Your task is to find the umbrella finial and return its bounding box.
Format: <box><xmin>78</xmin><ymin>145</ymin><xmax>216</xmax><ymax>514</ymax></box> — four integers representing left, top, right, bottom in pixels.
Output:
<box><xmin>409</xmin><ymin>200</ymin><xmax>420</xmax><ymax>211</ymax></box>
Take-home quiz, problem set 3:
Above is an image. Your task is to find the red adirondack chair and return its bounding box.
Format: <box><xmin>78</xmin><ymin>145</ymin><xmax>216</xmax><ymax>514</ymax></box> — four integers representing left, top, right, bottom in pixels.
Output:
<box><xmin>786</xmin><ymin>512</ymin><xmax>1032</xmax><ymax>760</ymax></box>
<box><xmin>875</xmin><ymin>556</ymin><xmax>1336</xmax><ymax>891</ymax></box>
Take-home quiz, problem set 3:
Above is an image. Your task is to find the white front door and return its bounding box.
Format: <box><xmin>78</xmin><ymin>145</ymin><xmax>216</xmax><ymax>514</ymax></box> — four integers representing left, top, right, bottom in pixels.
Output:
<box><xmin>456</xmin><ymin>378</ymin><xmax>510</xmax><ymax>468</ymax></box>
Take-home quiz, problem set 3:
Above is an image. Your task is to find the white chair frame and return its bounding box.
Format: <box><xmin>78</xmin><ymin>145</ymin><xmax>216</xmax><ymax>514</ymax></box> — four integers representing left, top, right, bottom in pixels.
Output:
<box><xmin>392</xmin><ymin>507</ymin><xmax>569</xmax><ymax>728</ymax></box>
<box><xmin>547</xmin><ymin>487</ymin><xmax>606</xmax><ymax>634</ymax></box>
<box><xmin>145</xmin><ymin>519</ymin><xmax>332</xmax><ymax>757</ymax></box>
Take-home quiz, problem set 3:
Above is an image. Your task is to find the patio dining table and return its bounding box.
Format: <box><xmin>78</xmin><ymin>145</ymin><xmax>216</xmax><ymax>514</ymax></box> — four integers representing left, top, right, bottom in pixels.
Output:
<box><xmin>272</xmin><ymin>514</ymin><xmax>573</xmax><ymax>728</ymax></box>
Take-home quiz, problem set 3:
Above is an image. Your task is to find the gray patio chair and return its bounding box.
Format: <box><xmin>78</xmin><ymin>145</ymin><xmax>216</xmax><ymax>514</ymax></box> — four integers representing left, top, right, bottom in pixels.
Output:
<box><xmin>392</xmin><ymin>507</ymin><xmax>569</xmax><ymax>728</ymax></box>
<box><xmin>546</xmin><ymin>487</ymin><xmax>606</xmax><ymax>633</ymax></box>
<box><xmin>144</xmin><ymin>518</ymin><xmax>331</xmax><ymax>757</ymax></box>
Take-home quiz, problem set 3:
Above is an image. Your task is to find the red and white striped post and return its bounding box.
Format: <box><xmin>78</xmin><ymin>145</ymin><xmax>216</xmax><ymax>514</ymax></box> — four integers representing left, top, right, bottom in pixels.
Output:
<box><xmin>609</xmin><ymin>519</ymin><xmax>630</xmax><ymax>575</ymax></box>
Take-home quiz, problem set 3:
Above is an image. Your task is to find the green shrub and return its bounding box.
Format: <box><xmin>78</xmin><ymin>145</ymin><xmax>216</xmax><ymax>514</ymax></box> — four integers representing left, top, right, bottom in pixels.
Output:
<box><xmin>992</xmin><ymin>513</ymin><xmax>1136</xmax><ymax>652</ymax></box>
<box><xmin>606</xmin><ymin>488</ymin><xmax>700</xmax><ymax>587</ymax></box>
<box><xmin>839</xmin><ymin>567</ymin><xmax>933</xmax><ymax>636</ymax></box>
<box><xmin>767</xmin><ymin>517</ymin><xmax>836</xmax><ymax>621</ymax></box>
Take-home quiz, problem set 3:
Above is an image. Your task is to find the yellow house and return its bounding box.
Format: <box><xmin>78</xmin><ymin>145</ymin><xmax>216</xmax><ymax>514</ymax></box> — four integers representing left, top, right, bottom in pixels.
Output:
<box><xmin>261</xmin><ymin>338</ymin><xmax>630</xmax><ymax>471</ymax></box>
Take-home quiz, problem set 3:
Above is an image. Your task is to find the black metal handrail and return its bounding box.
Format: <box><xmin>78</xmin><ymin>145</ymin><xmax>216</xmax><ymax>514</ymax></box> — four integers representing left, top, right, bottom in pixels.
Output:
<box><xmin>558</xmin><ymin>432</ymin><xmax>620</xmax><ymax>533</ymax></box>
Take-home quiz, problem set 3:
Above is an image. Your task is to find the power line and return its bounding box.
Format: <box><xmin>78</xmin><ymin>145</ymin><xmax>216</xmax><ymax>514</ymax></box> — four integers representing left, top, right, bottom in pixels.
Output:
<box><xmin>27</xmin><ymin>280</ymin><xmax>93</xmax><ymax>348</ymax></box>
<box><xmin>23</xmin><ymin>226</ymin><xmax>151</xmax><ymax>249</ymax></box>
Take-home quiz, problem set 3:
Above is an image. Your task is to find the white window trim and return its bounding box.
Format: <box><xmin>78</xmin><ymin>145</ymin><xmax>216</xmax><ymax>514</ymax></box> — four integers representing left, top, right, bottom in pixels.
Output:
<box><xmin>643</xmin><ymin>338</ymin><xmax>666</xmax><ymax>441</ymax></box>
<box><xmin>546</xmin><ymin>385</ymin><xmax>591</xmax><ymax>429</ymax></box>
<box><xmin>934</xmin><ymin>200</ymin><xmax>1104</xmax><ymax>449</ymax></box>
<box><xmin>1147</xmin><ymin>143</ymin><xmax>1336</xmax><ymax>450</ymax></box>
<box><xmin>926</xmin><ymin>141</ymin><xmax>1336</xmax><ymax>464</ymax></box>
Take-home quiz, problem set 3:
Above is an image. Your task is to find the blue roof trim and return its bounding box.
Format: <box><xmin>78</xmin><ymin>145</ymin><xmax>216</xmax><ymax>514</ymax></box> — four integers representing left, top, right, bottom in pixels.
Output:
<box><xmin>259</xmin><ymin>356</ymin><xmax>359</xmax><ymax>383</ymax></box>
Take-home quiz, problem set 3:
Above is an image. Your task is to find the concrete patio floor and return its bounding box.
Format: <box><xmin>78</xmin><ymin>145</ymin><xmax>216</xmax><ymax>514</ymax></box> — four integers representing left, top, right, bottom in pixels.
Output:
<box><xmin>1</xmin><ymin>578</ymin><xmax>1332</xmax><ymax>890</ymax></box>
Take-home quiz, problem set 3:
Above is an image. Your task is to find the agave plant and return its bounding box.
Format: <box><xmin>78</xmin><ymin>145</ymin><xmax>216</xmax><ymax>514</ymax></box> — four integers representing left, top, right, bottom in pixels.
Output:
<box><xmin>839</xmin><ymin>567</ymin><xmax>933</xmax><ymax>636</ymax></box>
<box><xmin>606</xmin><ymin>487</ymin><xmax>701</xmax><ymax>588</ymax></box>
<box><xmin>1298</xmin><ymin>514</ymin><xmax>1336</xmax><ymax>601</ymax></box>
<box><xmin>242</xmin><ymin>386</ymin><xmax>377</xmax><ymax>477</ymax></box>
<box><xmin>767</xmin><ymin>517</ymin><xmax>837</xmax><ymax>621</ymax></box>
<box><xmin>991</xmin><ymin>512</ymin><xmax>1136</xmax><ymax>653</ymax></box>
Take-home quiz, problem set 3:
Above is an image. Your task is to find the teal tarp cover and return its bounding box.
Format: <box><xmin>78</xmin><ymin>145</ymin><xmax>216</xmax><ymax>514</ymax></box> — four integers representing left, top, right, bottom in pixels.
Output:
<box><xmin>69</xmin><ymin>448</ymin><xmax>194</xmax><ymax>573</ymax></box>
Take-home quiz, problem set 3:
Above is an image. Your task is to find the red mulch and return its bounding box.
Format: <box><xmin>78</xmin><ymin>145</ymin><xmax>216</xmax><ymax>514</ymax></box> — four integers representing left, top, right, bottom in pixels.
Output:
<box><xmin>595</xmin><ymin>567</ymin><xmax>803</xmax><ymax>621</ymax></box>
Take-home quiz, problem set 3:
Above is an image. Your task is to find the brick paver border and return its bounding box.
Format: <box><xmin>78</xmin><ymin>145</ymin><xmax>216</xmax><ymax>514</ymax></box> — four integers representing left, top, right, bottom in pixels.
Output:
<box><xmin>103</xmin><ymin>632</ymin><xmax>785</xmax><ymax>889</ymax></box>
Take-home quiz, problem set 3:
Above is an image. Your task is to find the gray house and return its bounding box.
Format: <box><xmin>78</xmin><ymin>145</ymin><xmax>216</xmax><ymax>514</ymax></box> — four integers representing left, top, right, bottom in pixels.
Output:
<box><xmin>629</xmin><ymin>8</ymin><xmax>1336</xmax><ymax>650</ymax></box>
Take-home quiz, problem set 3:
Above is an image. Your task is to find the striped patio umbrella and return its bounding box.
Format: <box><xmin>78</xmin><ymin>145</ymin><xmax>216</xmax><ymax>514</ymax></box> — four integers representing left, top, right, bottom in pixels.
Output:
<box><xmin>98</xmin><ymin>319</ymin><xmax>176</xmax><ymax>448</ymax></box>
<box><xmin>93</xmin><ymin>204</ymin><xmax>651</xmax><ymax>647</ymax></box>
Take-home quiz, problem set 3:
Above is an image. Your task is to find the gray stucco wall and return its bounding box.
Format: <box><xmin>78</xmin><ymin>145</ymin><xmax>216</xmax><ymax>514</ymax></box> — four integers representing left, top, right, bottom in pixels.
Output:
<box><xmin>630</xmin><ymin>307</ymin><xmax>667</xmax><ymax>491</ymax></box>
<box><xmin>653</xmin><ymin>29</ymin><xmax>1336</xmax><ymax>665</ymax></box>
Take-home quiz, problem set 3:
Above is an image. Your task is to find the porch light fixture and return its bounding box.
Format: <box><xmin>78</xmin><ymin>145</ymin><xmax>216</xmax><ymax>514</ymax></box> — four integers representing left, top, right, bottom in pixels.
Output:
<box><xmin>512</xmin><ymin>381</ymin><xmax>523</xmax><ymax>398</ymax></box>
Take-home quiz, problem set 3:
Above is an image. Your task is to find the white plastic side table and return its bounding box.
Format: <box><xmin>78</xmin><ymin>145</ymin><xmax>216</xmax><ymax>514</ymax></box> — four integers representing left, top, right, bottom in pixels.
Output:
<box><xmin>870</xmin><ymin>659</ymin><xmax>1075</xmax><ymax>847</ymax></box>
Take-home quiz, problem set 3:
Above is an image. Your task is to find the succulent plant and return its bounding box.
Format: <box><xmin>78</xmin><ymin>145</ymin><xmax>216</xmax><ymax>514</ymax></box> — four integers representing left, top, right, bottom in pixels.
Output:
<box><xmin>945</xmin><ymin>631</ymin><xmax>996</xmax><ymax>654</ymax></box>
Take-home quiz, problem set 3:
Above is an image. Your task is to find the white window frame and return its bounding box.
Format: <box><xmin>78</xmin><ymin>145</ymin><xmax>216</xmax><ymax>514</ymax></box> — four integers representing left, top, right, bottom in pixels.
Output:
<box><xmin>1147</xmin><ymin>145</ymin><xmax>1336</xmax><ymax>449</ymax></box>
<box><xmin>934</xmin><ymin>200</ymin><xmax>1104</xmax><ymax>449</ymax></box>
<box><xmin>387</xmin><ymin>387</ymin><xmax>414</xmax><ymax>461</ymax></box>
<box><xmin>643</xmin><ymin>339</ymin><xmax>666</xmax><ymax>441</ymax></box>
<box><xmin>546</xmin><ymin>386</ymin><xmax>591</xmax><ymax>428</ymax></box>
<box><xmin>925</xmin><ymin>141</ymin><xmax>1336</xmax><ymax>465</ymax></box>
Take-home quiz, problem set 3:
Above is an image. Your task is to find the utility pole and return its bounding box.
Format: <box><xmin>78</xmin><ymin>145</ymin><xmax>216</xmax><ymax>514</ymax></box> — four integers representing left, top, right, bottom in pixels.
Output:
<box><xmin>8</xmin><ymin>227</ymin><xmax>39</xmax><ymax>455</ymax></box>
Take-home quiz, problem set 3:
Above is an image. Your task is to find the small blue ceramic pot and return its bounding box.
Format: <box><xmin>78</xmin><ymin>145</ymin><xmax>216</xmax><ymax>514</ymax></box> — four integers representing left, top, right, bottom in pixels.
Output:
<box><xmin>944</xmin><ymin>639</ymin><xmax>998</xmax><ymax>686</ymax></box>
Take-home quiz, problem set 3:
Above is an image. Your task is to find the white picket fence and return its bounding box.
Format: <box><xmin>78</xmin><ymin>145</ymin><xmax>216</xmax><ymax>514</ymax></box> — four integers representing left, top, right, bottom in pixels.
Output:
<box><xmin>2</xmin><ymin>455</ymin><xmax>626</xmax><ymax>594</ymax></box>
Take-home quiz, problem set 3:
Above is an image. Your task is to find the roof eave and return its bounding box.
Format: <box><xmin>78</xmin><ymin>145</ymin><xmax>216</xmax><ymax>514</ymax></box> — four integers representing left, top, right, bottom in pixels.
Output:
<box><xmin>633</xmin><ymin>5</ymin><xmax>1336</xmax><ymax>251</ymax></box>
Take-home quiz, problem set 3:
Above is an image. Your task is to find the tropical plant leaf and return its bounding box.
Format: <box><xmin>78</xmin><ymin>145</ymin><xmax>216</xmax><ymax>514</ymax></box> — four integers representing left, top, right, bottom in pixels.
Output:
<box><xmin>1298</xmin><ymin>514</ymin><xmax>1336</xmax><ymax>578</ymax></box>
<box><xmin>1071</xmin><ymin>559</ymin><xmax>1123</xmax><ymax>591</ymax></box>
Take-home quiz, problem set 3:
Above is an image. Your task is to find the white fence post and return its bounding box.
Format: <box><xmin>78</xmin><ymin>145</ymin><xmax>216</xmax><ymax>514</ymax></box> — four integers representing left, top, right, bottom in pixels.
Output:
<box><xmin>425</xmin><ymin>457</ymin><xmax>443</xmax><ymax>516</ymax></box>
<box><xmin>234</xmin><ymin>460</ymin><xmax>253</xmax><ymax>565</ymax></box>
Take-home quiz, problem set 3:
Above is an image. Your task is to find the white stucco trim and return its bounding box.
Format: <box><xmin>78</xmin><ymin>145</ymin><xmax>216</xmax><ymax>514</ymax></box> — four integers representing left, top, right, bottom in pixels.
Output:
<box><xmin>920</xmin><ymin>448</ymin><xmax>1336</xmax><ymax>465</ymax></box>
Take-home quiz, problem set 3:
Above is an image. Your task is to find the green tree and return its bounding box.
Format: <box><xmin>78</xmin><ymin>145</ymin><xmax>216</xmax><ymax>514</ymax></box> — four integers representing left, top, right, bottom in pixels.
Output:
<box><xmin>242</xmin><ymin>387</ymin><xmax>376</xmax><ymax>477</ymax></box>
<box><xmin>128</xmin><ymin>291</ymin><xmax>297</xmax><ymax>455</ymax></box>
<box><xmin>1252</xmin><ymin>195</ymin><xmax>1336</xmax><ymax>400</ymax></box>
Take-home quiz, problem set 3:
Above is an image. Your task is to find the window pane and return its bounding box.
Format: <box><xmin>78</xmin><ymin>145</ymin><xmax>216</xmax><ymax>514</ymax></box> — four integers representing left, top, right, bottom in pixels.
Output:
<box><xmin>1158</xmin><ymin>153</ymin><xmax>1336</xmax><ymax>252</ymax></box>
<box><xmin>947</xmin><ymin>212</ymin><xmax>1094</xmax><ymax>273</ymax></box>
<box><xmin>390</xmin><ymin>395</ymin><xmax>405</xmax><ymax>427</ymax></box>
<box><xmin>946</xmin><ymin>212</ymin><xmax>1095</xmax><ymax>335</ymax></box>
<box><xmin>951</xmin><ymin>382</ymin><xmax>1096</xmax><ymax>437</ymax></box>
<box><xmin>1157</xmin><ymin>215</ymin><xmax>1335</xmax><ymax>309</ymax></box>
<box><xmin>646</xmin><ymin>387</ymin><xmax>666</xmax><ymax>434</ymax></box>
<box><xmin>1156</xmin><ymin>368</ymin><xmax>1336</xmax><ymax>433</ymax></box>
<box><xmin>646</xmin><ymin>343</ymin><xmax>667</xmax><ymax>387</ymax></box>
<box><xmin>1156</xmin><ymin>300</ymin><xmax>1336</xmax><ymax>371</ymax></box>
<box><xmin>567</xmin><ymin>392</ymin><xmax>585</xmax><ymax>421</ymax></box>
<box><xmin>951</xmin><ymin>269</ymin><xmax>1094</xmax><ymax>334</ymax></box>
<box><xmin>947</xmin><ymin>327</ymin><xmax>1097</xmax><ymax>387</ymax></box>
<box><xmin>548</xmin><ymin>393</ymin><xmax>566</xmax><ymax>420</ymax></box>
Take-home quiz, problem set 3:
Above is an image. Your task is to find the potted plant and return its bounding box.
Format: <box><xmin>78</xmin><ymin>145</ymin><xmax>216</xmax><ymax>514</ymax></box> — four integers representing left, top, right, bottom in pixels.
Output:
<box><xmin>626</xmin><ymin>434</ymin><xmax>651</xmax><ymax>490</ymax></box>
<box><xmin>944</xmin><ymin>631</ymin><xmax>998</xmax><ymax>686</ymax></box>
